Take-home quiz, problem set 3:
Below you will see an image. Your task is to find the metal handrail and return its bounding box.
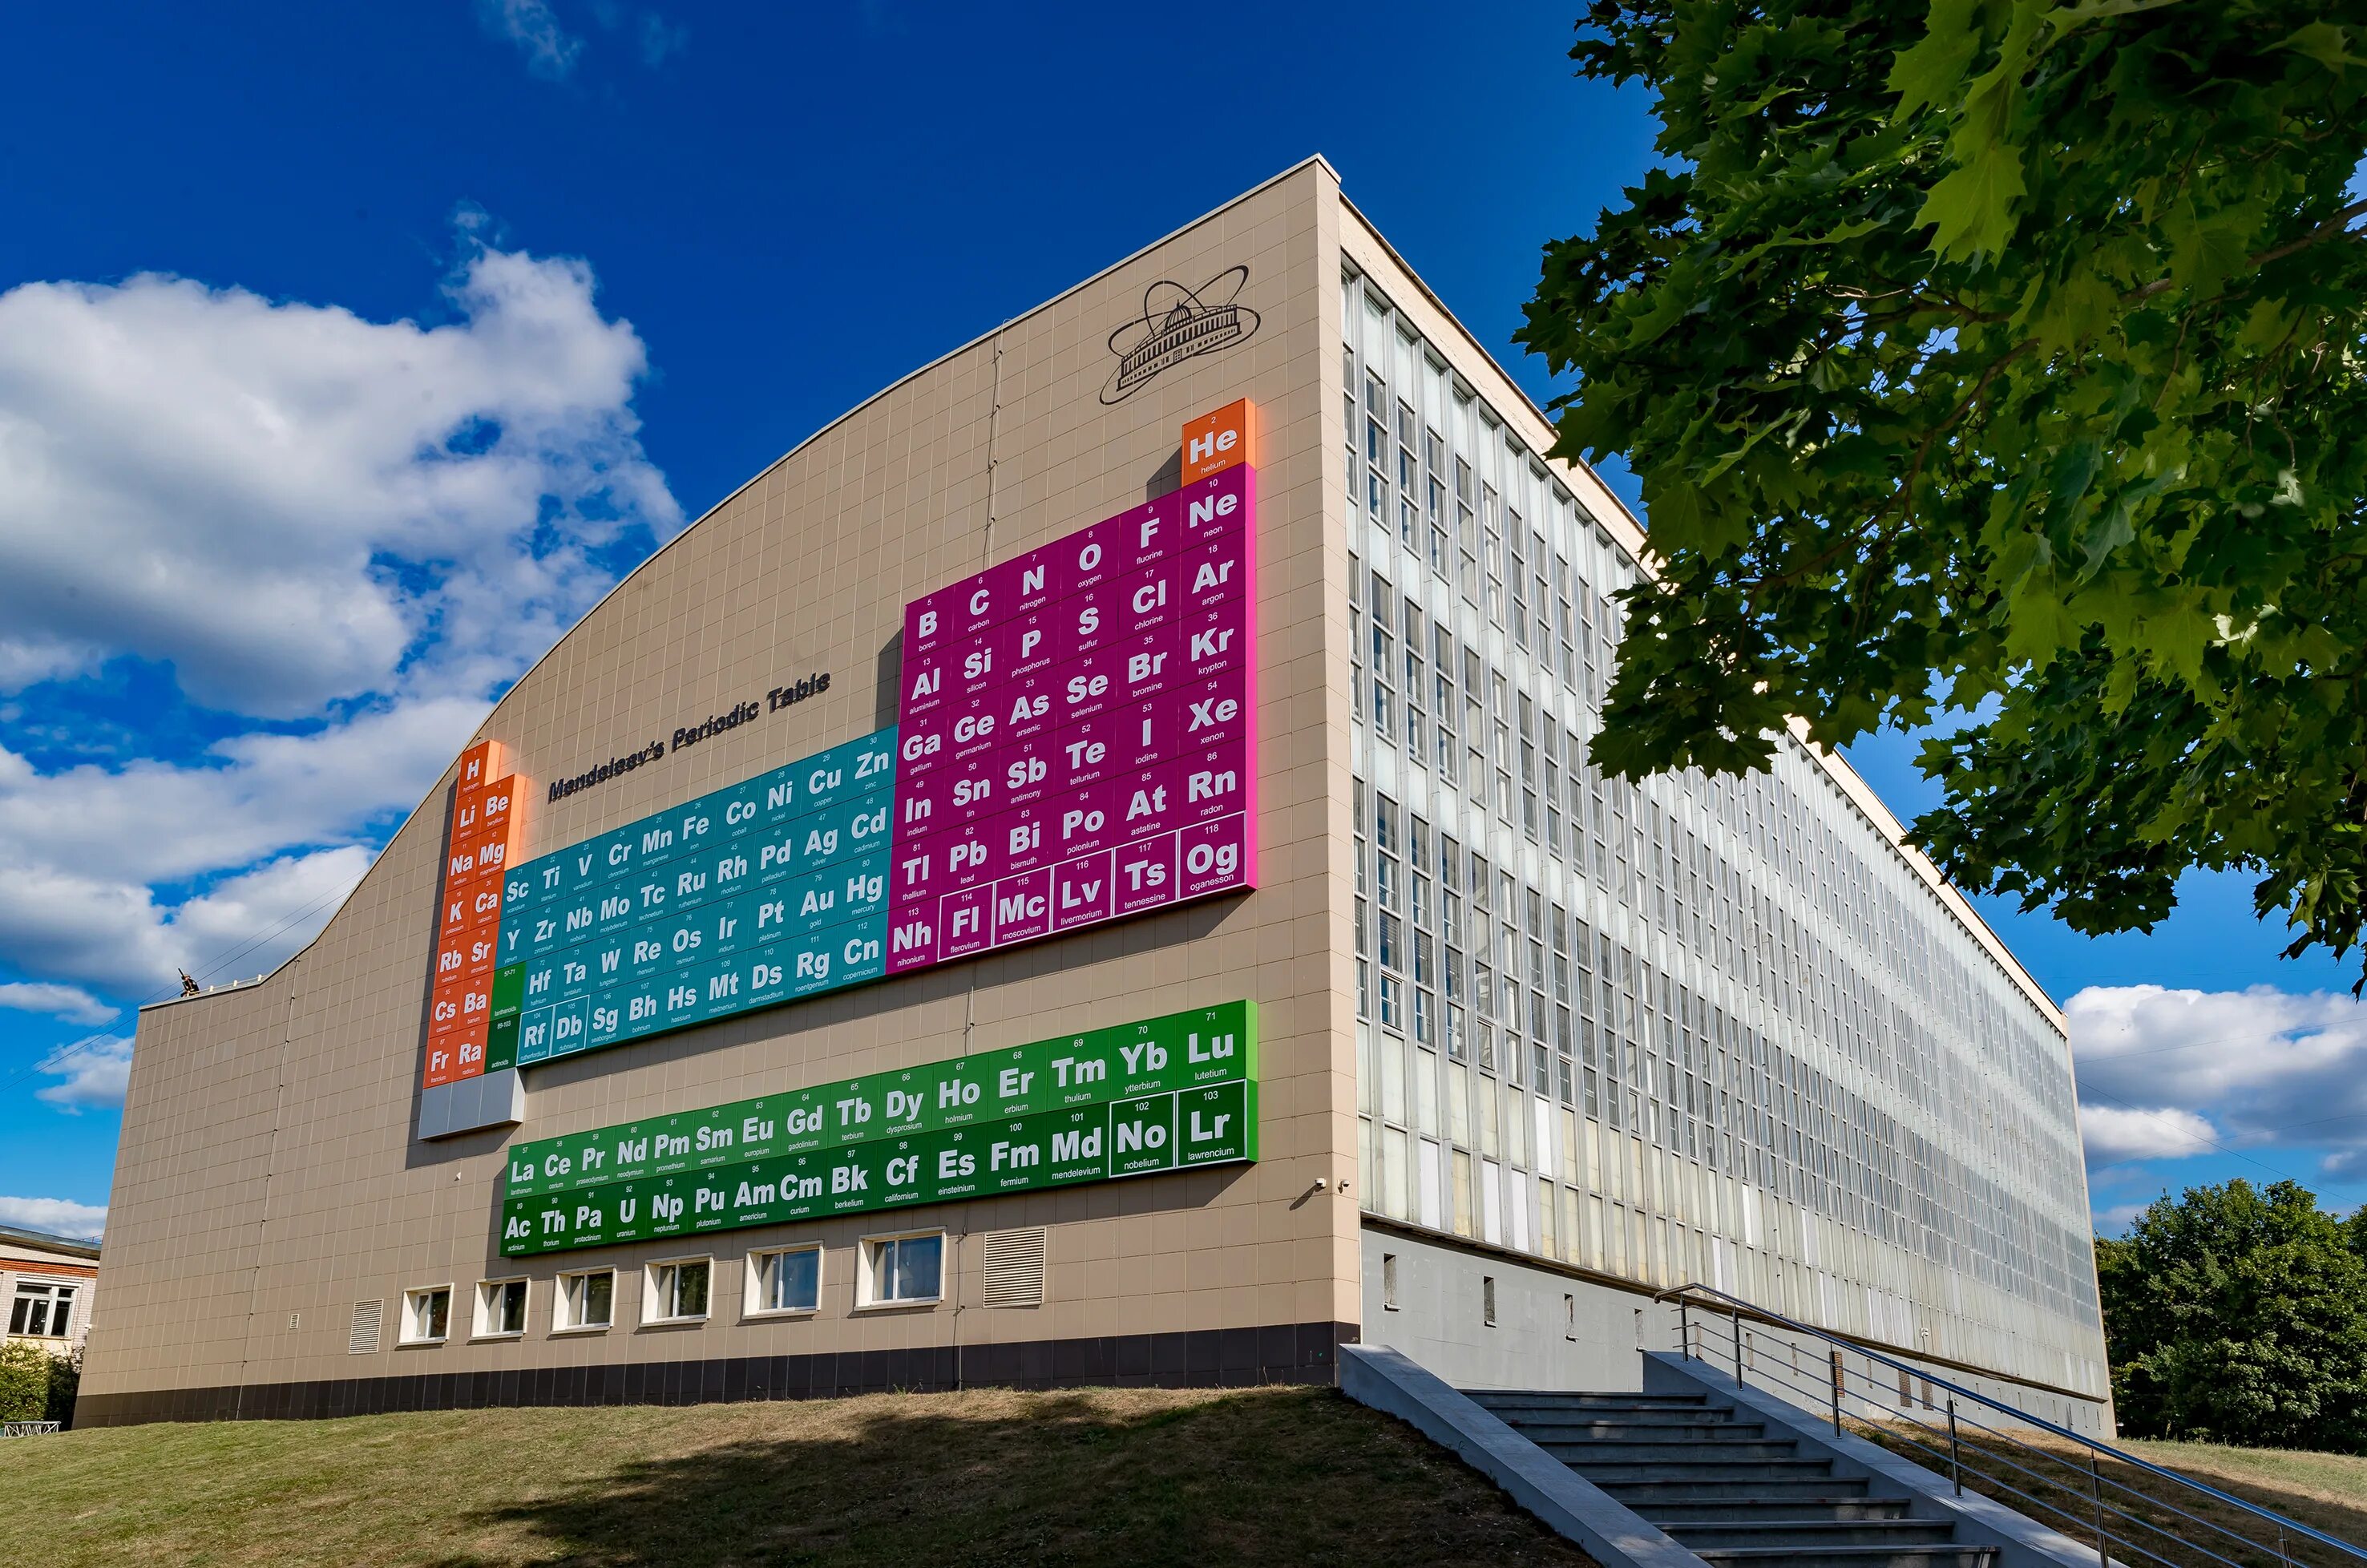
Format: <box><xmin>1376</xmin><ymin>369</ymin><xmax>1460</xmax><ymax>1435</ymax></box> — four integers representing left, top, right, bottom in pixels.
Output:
<box><xmin>1655</xmin><ymin>1280</ymin><xmax>2367</xmax><ymax>1564</ymax></box>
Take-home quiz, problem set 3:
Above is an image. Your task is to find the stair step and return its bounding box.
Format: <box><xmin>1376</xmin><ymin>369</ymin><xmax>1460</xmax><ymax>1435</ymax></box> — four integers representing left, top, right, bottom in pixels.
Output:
<box><xmin>1661</xmin><ymin>1520</ymin><xmax>1959</xmax><ymax>1550</ymax></box>
<box><xmin>1501</xmin><ymin>1420</ymin><xmax>1769</xmax><ymax>1441</ymax></box>
<box><xmin>1628</xmin><ymin>1499</ymin><xmax>1912</xmax><ymax>1523</ymax></box>
<box><xmin>1691</xmin><ymin>1549</ymin><xmax>1992</xmax><ymax>1568</ymax></box>
<box><xmin>1596</xmin><ymin>1477</ymin><xmax>1872</xmax><ymax>1502</ymax></box>
<box><xmin>1566</xmin><ymin>1457</ymin><xmax>1835</xmax><ymax>1481</ymax></box>
<box><xmin>1541</xmin><ymin>1439</ymin><xmax>1804</xmax><ymax>1464</ymax></box>
<box><xmin>1466</xmin><ymin>1389</ymin><xmax>1710</xmax><ymax>1405</ymax></box>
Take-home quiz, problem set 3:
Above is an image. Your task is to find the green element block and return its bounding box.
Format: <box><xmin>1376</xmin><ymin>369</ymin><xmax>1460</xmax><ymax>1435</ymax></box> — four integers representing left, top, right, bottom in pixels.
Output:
<box><xmin>502</xmin><ymin>999</ymin><xmax>1256</xmax><ymax>1199</ymax></box>
<box><xmin>496</xmin><ymin>1060</ymin><xmax>1258</xmax><ymax>1259</ymax></box>
<box><xmin>484</xmin><ymin>1012</ymin><xmax>519</xmax><ymax>1074</ymax></box>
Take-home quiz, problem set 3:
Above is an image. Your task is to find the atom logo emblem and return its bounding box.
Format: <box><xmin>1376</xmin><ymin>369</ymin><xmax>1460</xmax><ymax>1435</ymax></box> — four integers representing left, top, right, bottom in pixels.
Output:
<box><xmin>1100</xmin><ymin>265</ymin><xmax>1261</xmax><ymax>404</ymax></box>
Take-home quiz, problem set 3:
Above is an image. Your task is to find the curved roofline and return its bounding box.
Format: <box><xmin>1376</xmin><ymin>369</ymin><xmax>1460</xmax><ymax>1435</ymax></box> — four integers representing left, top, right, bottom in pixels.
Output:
<box><xmin>142</xmin><ymin>156</ymin><xmax>1343</xmax><ymax>1012</ymax></box>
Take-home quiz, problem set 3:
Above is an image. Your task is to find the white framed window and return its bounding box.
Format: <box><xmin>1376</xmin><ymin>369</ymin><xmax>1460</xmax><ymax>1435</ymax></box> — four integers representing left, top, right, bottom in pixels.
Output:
<box><xmin>745</xmin><ymin>1245</ymin><xmax>822</xmax><ymax>1318</ymax></box>
<box><xmin>8</xmin><ymin>1279</ymin><xmax>78</xmax><ymax>1339</ymax></box>
<box><xmin>475</xmin><ymin>1277</ymin><xmax>528</xmax><ymax>1338</ymax></box>
<box><xmin>554</xmin><ymin>1268</ymin><xmax>614</xmax><ymax>1333</ymax></box>
<box><xmin>858</xmin><ymin>1230</ymin><xmax>944</xmax><ymax>1308</ymax></box>
<box><xmin>644</xmin><ymin>1257</ymin><xmax>711</xmax><ymax>1324</ymax></box>
<box><xmin>399</xmin><ymin>1285</ymin><xmax>452</xmax><ymax>1345</ymax></box>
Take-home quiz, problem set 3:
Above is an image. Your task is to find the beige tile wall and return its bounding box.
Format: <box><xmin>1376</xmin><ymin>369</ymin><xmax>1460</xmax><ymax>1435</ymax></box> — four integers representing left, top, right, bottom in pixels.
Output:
<box><xmin>84</xmin><ymin>160</ymin><xmax>1364</xmax><ymax>1402</ymax></box>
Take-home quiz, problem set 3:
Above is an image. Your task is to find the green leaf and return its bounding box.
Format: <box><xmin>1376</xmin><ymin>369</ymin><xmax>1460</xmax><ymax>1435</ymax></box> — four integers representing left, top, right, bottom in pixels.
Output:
<box><xmin>1916</xmin><ymin>142</ymin><xmax>2027</xmax><ymax>261</ymax></box>
<box><xmin>1888</xmin><ymin>0</ymin><xmax>1987</xmax><ymax>119</ymax></box>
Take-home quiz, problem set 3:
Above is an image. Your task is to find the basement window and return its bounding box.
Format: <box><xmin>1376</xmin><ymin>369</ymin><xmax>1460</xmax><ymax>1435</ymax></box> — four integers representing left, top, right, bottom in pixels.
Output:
<box><xmin>399</xmin><ymin>1285</ymin><xmax>452</xmax><ymax>1345</ymax></box>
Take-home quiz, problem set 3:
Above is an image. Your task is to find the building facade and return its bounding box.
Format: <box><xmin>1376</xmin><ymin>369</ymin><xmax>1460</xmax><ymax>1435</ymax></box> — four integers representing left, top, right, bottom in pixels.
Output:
<box><xmin>3</xmin><ymin>1226</ymin><xmax>99</xmax><ymax>1356</ymax></box>
<box><xmin>79</xmin><ymin>160</ymin><xmax>2109</xmax><ymax>1429</ymax></box>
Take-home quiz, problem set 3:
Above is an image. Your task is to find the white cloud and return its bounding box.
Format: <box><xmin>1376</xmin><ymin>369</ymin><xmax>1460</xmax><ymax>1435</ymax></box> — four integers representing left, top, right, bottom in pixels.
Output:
<box><xmin>0</xmin><ymin>240</ymin><xmax>677</xmax><ymax>718</ymax></box>
<box><xmin>2076</xmin><ymin>1104</ymin><xmax>2219</xmax><ymax>1166</ymax></box>
<box><xmin>0</xmin><ymin>981</ymin><xmax>118</xmax><ymax>1026</ymax></box>
<box><xmin>478</xmin><ymin>0</ymin><xmax>585</xmax><ymax>79</ymax></box>
<box><xmin>34</xmin><ymin>1034</ymin><xmax>132</xmax><ymax>1111</ymax></box>
<box><xmin>2068</xmin><ymin>984</ymin><xmax>2367</xmax><ymax>1176</ymax></box>
<box><xmin>0</xmin><ymin>233</ymin><xmax>678</xmax><ymax>1004</ymax></box>
<box><xmin>0</xmin><ymin>1195</ymin><xmax>106</xmax><ymax>1239</ymax></box>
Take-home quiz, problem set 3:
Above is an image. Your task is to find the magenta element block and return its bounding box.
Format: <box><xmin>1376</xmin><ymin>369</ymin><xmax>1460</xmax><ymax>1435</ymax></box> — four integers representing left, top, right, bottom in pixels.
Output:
<box><xmin>941</xmin><ymin>884</ymin><xmax>993</xmax><ymax>958</ymax></box>
<box><xmin>1111</xmin><ymin>622</ymin><xmax>1182</xmax><ymax>704</ymax></box>
<box><xmin>1178</xmin><ymin>525</ymin><xmax>1252</xmax><ymax>616</ymax></box>
<box><xmin>1000</xmin><ymin>799</ymin><xmax>1056</xmax><ymax>875</ymax></box>
<box><xmin>998</xmin><ymin>669</ymin><xmax>1057</xmax><ymax>742</ymax></box>
<box><xmin>1052</xmin><ymin>851</ymin><xmax>1115</xmax><ymax>930</ymax></box>
<box><xmin>990</xmin><ymin>869</ymin><xmax>1053</xmax><ymax>945</ymax></box>
<box><xmin>1180</xmin><ymin>599</ymin><xmax>1249</xmax><ymax>681</ymax></box>
<box><xmin>902</xmin><ymin>641</ymin><xmax>952</xmax><ymax>717</ymax></box>
<box><xmin>998</xmin><ymin>612</ymin><xmax>1059</xmax><ymax>681</ymax></box>
<box><xmin>1114</xmin><ymin>559</ymin><xmax>1176</xmax><ymax>636</ymax></box>
<box><xmin>1175</xmin><ymin>463</ymin><xmax>1254</xmax><ymax>547</ymax></box>
<box><xmin>1168</xmin><ymin>666</ymin><xmax>1249</xmax><ymax>752</ymax></box>
<box><xmin>947</xmin><ymin>817</ymin><xmax>1004</xmax><ymax>893</ymax></box>
<box><xmin>1048</xmin><ymin>779</ymin><xmax>1113</xmax><ymax>861</ymax></box>
<box><xmin>1178</xmin><ymin>813</ymin><xmax>1252</xmax><ymax>899</ymax></box>
<box><xmin>1054</xmin><ymin>651</ymin><xmax>1119</xmax><ymax>727</ymax></box>
<box><xmin>905</xmin><ymin>583</ymin><xmax>959</xmax><ymax>660</ymax></box>
<box><xmin>1064</xmin><ymin>579</ymin><xmax>1117</xmax><ymax>662</ymax></box>
<box><xmin>1050</xmin><ymin>709</ymin><xmax>1121</xmax><ymax>789</ymax></box>
<box><xmin>951</xmin><ymin>628</ymin><xmax>1002</xmax><ymax>700</ymax></box>
<box><xmin>1175</xmin><ymin>738</ymin><xmax>1252</xmax><ymax>825</ymax></box>
<box><xmin>946</xmin><ymin>693</ymin><xmax>1001</xmax><ymax>765</ymax></box>
<box><xmin>998</xmin><ymin>728</ymin><xmax>1059</xmax><ymax>808</ymax></box>
<box><xmin>1114</xmin><ymin>833</ymin><xmax>1177</xmax><ymax>915</ymax></box>
<box><xmin>1048</xmin><ymin>517</ymin><xmax>1117</xmax><ymax>601</ymax></box>
<box><xmin>1109</xmin><ymin>761</ymin><xmax>1183</xmax><ymax>844</ymax></box>
<box><xmin>899</xmin><ymin>705</ymin><xmax>952</xmax><ymax>778</ymax></box>
<box><xmin>1113</xmin><ymin>495</ymin><xmax>1177</xmax><ymax>571</ymax></box>
<box><xmin>887</xmin><ymin>903</ymin><xmax>937</xmax><ymax>972</ymax></box>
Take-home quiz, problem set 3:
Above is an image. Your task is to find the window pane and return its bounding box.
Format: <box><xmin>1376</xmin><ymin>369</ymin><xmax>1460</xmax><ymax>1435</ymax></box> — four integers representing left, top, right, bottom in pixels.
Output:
<box><xmin>767</xmin><ymin>1249</ymin><xmax>819</xmax><ymax>1311</ymax></box>
<box><xmin>582</xmin><ymin>1271</ymin><xmax>612</xmax><ymax>1326</ymax></box>
<box><xmin>499</xmin><ymin>1280</ymin><xmax>527</xmax><ymax>1334</ymax></box>
<box><xmin>669</xmin><ymin>1261</ymin><xmax>709</xmax><ymax>1318</ymax></box>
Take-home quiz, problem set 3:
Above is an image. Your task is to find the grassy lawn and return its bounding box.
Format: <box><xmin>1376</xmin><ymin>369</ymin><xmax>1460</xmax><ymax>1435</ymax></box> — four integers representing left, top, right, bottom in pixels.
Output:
<box><xmin>1853</xmin><ymin>1419</ymin><xmax>2367</xmax><ymax>1567</ymax></box>
<box><xmin>0</xmin><ymin>1384</ymin><xmax>1596</xmax><ymax>1568</ymax></box>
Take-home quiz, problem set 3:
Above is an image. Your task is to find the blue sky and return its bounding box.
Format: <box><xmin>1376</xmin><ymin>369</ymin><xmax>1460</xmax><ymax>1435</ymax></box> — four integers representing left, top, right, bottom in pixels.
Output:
<box><xmin>2</xmin><ymin>2</ymin><xmax>2358</xmax><ymax>1241</ymax></box>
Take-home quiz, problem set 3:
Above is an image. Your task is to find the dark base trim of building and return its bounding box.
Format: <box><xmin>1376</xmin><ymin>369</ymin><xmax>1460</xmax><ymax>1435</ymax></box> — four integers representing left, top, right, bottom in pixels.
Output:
<box><xmin>74</xmin><ymin>1319</ymin><xmax>1359</xmax><ymax>1427</ymax></box>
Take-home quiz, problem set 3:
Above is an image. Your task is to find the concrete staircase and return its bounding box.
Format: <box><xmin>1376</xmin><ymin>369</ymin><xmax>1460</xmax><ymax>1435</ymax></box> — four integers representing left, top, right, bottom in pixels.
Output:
<box><xmin>1463</xmin><ymin>1388</ymin><xmax>1997</xmax><ymax>1568</ymax></box>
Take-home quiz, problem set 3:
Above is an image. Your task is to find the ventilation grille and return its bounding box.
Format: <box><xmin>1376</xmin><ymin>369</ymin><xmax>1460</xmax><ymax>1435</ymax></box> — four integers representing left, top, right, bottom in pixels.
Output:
<box><xmin>981</xmin><ymin>1227</ymin><xmax>1047</xmax><ymax>1307</ymax></box>
<box><xmin>348</xmin><ymin>1299</ymin><xmax>383</xmax><ymax>1354</ymax></box>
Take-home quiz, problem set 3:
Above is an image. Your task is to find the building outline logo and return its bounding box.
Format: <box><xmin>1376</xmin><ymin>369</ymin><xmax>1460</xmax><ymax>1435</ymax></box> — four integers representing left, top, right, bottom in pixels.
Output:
<box><xmin>1101</xmin><ymin>266</ymin><xmax>1261</xmax><ymax>404</ymax></box>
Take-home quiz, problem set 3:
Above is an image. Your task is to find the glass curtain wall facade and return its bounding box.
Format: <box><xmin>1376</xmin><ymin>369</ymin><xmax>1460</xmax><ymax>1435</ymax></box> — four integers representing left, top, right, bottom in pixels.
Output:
<box><xmin>1339</xmin><ymin>264</ymin><xmax>2106</xmax><ymax>1399</ymax></box>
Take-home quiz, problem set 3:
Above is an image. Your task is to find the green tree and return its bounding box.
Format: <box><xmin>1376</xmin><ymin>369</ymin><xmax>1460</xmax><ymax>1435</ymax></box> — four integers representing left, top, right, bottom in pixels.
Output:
<box><xmin>1519</xmin><ymin>1</ymin><xmax>2367</xmax><ymax>973</ymax></box>
<box><xmin>2094</xmin><ymin>1180</ymin><xmax>2367</xmax><ymax>1451</ymax></box>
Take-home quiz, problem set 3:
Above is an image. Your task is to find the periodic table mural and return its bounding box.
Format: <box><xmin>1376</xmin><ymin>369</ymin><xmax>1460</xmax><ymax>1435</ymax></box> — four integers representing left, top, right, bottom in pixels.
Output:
<box><xmin>420</xmin><ymin>402</ymin><xmax>1261</xmax><ymax>1097</ymax></box>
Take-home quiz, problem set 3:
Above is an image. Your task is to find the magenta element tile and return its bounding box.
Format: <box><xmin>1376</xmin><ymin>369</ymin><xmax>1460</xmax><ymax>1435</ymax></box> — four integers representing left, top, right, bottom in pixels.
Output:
<box><xmin>1049</xmin><ymin>779</ymin><xmax>1113</xmax><ymax>860</ymax></box>
<box><xmin>1110</xmin><ymin>760</ymin><xmax>1184</xmax><ymax>844</ymax></box>
<box><xmin>1176</xmin><ymin>463</ymin><xmax>1253</xmax><ymax>547</ymax></box>
<box><xmin>887</xmin><ymin>903</ymin><xmax>937</xmax><ymax>972</ymax></box>
<box><xmin>1114</xmin><ymin>559</ymin><xmax>1177</xmax><ymax>636</ymax></box>
<box><xmin>1168</xmin><ymin>666</ymin><xmax>1249</xmax><ymax>752</ymax></box>
<box><xmin>1114</xmin><ymin>832</ymin><xmax>1177</xmax><ymax>915</ymax></box>
<box><xmin>998</xmin><ymin>612</ymin><xmax>1060</xmax><ymax>681</ymax></box>
<box><xmin>941</xmin><ymin>884</ymin><xmax>993</xmax><ymax>959</ymax></box>
<box><xmin>951</xmin><ymin>627</ymin><xmax>1003</xmax><ymax>700</ymax></box>
<box><xmin>1052</xmin><ymin>851</ymin><xmax>1116</xmax><ymax>931</ymax></box>
<box><xmin>899</xmin><ymin>704</ymin><xmax>952</xmax><ymax>778</ymax></box>
<box><xmin>1000</xmin><ymin>799</ymin><xmax>1056</xmax><ymax>875</ymax></box>
<box><xmin>1178</xmin><ymin>524</ymin><xmax>1252</xmax><ymax>615</ymax></box>
<box><xmin>947</xmin><ymin>693</ymin><xmax>1002</xmax><ymax>765</ymax></box>
<box><xmin>1111</xmin><ymin>622</ymin><xmax>1182</xmax><ymax>704</ymax></box>
<box><xmin>1180</xmin><ymin>598</ymin><xmax>1248</xmax><ymax>681</ymax></box>
<box><xmin>1048</xmin><ymin>515</ymin><xmax>1117</xmax><ymax>600</ymax></box>
<box><xmin>1178</xmin><ymin>813</ymin><xmax>1251</xmax><ymax>898</ymax></box>
<box><xmin>1176</xmin><ymin>738</ymin><xmax>1252</xmax><ymax>826</ymax></box>
<box><xmin>989</xmin><ymin>868</ymin><xmax>1053</xmax><ymax>945</ymax></box>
